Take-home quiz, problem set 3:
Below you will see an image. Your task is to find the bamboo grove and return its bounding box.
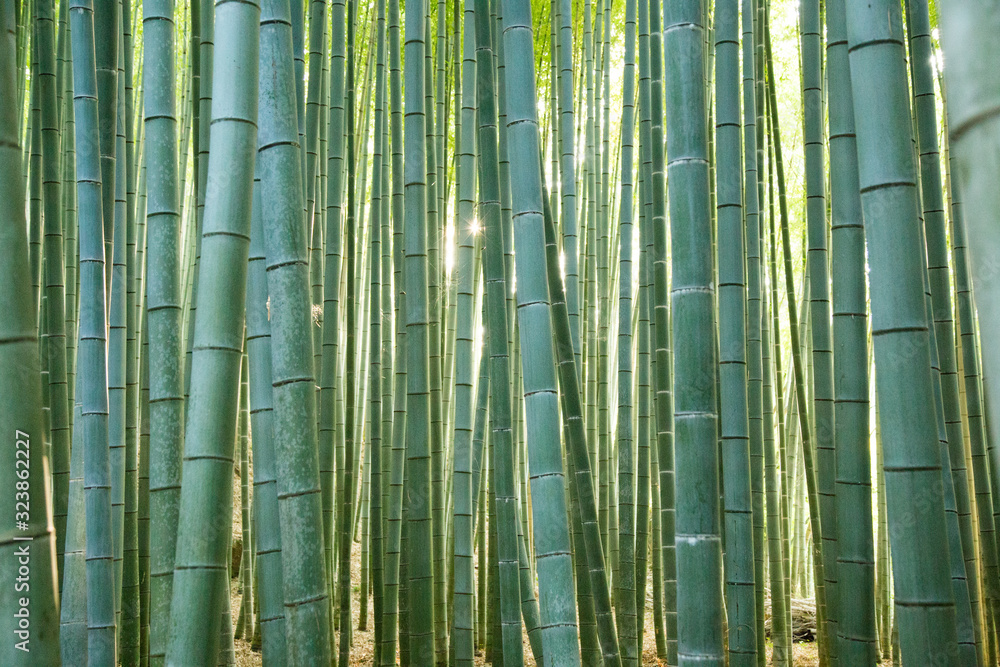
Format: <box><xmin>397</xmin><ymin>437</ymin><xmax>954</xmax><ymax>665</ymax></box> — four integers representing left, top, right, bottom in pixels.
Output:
<box><xmin>8</xmin><ymin>0</ymin><xmax>1000</xmax><ymax>665</ymax></box>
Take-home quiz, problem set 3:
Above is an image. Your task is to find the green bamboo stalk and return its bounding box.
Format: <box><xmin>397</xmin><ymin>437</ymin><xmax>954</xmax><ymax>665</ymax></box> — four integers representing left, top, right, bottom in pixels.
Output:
<box><xmin>94</xmin><ymin>0</ymin><xmax>117</xmax><ymax>296</ymax></box>
<box><xmin>403</xmin><ymin>0</ymin><xmax>436</xmax><ymax>658</ymax></box>
<box><xmin>60</xmin><ymin>8</ymin><xmax>79</xmax><ymax>468</ymax></box>
<box><xmin>109</xmin><ymin>21</ymin><xmax>128</xmax><ymax>630</ymax></box>
<box><xmin>142</xmin><ymin>0</ymin><xmax>186</xmax><ymax>660</ymax></box>
<box><xmin>583</xmin><ymin>0</ymin><xmax>598</xmax><ymax>525</ymax></box>
<box><xmin>289</xmin><ymin>0</ymin><xmax>303</xmax><ymax>172</ymax></box>
<box><xmin>875</xmin><ymin>401</ymin><xmax>890</xmax><ymax>657</ymax></box>
<box><xmin>547</xmin><ymin>0</ymin><xmax>559</xmax><ymax>229</ymax></box>
<box><xmin>164</xmin><ymin>0</ymin><xmax>259</xmax><ymax>659</ymax></box>
<box><xmin>937</xmin><ymin>12</ymin><xmax>1000</xmax><ymax>623</ymax></box>
<box><xmin>475</xmin><ymin>433</ymin><xmax>487</xmax><ymax>652</ymax></box>
<box><xmin>36</xmin><ymin>0</ymin><xmax>70</xmax><ymax>601</ymax></box>
<box><xmin>29</xmin><ymin>70</ymin><xmax>42</xmax><ymax>323</ymax></box>
<box><xmin>184</xmin><ymin>0</ymin><xmax>214</xmax><ymax>403</ymax></box>
<box><xmin>0</xmin><ymin>4</ymin><xmax>61</xmax><ymax>659</ymax></box>
<box><xmin>555</xmin><ymin>0</ymin><xmax>579</xmax><ymax>367</ymax></box>
<box><xmin>256</xmin><ymin>0</ymin><xmax>336</xmax><ymax>658</ymax></box>
<box><xmin>37</xmin><ymin>298</ymin><xmax>51</xmax><ymax>551</ymax></box>
<box><xmin>14</xmin><ymin>0</ymin><xmax>29</xmax><ymax>138</ymax></box>
<box><xmin>615</xmin><ymin>0</ymin><xmax>638</xmax><ymax>660</ymax></box>
<box><xmin>234</xmin><ymin>351</ymin><xmax>253</xmax><ymax>641</ymax></box>
<box><xmin>450</xmin><ymin>0</ymin><xmax>479</xmax><ymax>661</ymax></box>
<box><xmin>65</xmin><ymin>0</ymin><xmax>119</xmax><ymax>658</ymax></box>
<box><xmin>595</xmin><ymin>0</ymin><xmax>611</xmax><ymax>573</ymax></box>
<box><xmin>799</xmin><ymin>0</ymin><xmax>838</xmax><ymax>659</ymax></box>
<box><xmin>120</xmin><ymin>1</ymin><xmax>141</xmax><ymax>659</ymax></box>
<box><xmin>765</xmin><ymin>113</ymin><xmax>793</xmax><ymax>653</ymax></box>
<box><xmin>366</xmin><ymin>0</ymin><xmax>387</xmax><ymax>653</ymax></box>
<box><xmin>844</xmin><ymin>0</ymin><xmax>962</xmax><ymax>661</ymax></box>
<box><xmin>761</xmin><ymin>239</ymin><xmax>789</xmax><ymax>666</ymax></box>
<box><xmin>635</xmin><ymin>3</ymin><xmax>661</xmax><ymax>656</ymax></box>
<box><xmin>320</xmin><ymin>0</ymin><xmax>347</xmax><ymax>630</ymax></box>
<box><xmin>138</xmin><ymin>318</ymin><xmax>150</xmax><ymax>667</ymax></box>
<box><xmin>120</xmin><ymin>112</ymin><xmax>141</xmax><ymax>667</ymax></box>
<box><xmin>308</xmin><ymin>0</ymin><xmax>329</xmax><ymax>392</ymax></box>
<box><xmin>473</xmin><ymin>1</ymin><xmax>523</xmax><ymax>659</ymax></box>
<box><xmin>662</xmin><ymin>0</ymin><xmax>724</xmax><ymax>663</ymax></box>
<box><xmin>376</xmin><ymin>24</ymin><xmax>393</xmax><ymax>654</ymax></box>
<box><xmin>945</xmin><ymin>283</ymin><xmax>984</xmax><ymax>656</ymax></box>
<box><xmin>715</xmin><ymin>0</ymin><xmax>756</xmax><ymax>661</ymax></box>
<box><xmin>339</xmin><ymin>0</ymin><xmax>360</xmax><ymax>657</ymax></box>
<box><xmin>637</xmin><ymin>88</ymin><xmax>663</xmax><ymax>655</ymax></box>
<box><xmin>426</xmin><ymin>7</ymin><xmax>448</xmax><ymax>660</ymax></box>
<box><xmin>246</xmin><ymin>167</ymin><xmax>288</xmax><ymax>666</ymax></box>
<box><xmin>304</xmin><ymin>0</ymin><xmax>327</xmax><ymax>234</ymax></box>
<box><xmin>912</xmin><ymin>126</ymin><xmax>979</xmax><ymax>663</ymax></box>
<box><xmin>647</xmin><ymin>1</ymin><xmax>677</xmax><ymax>659</ymax></box>
<box><xmin>379</xmin><ymin>0</ymin><xmax>407</xmax><ymax>654</ymax></box>
<box><xmin>359</xmin><ymin>416</ymin><xmax>371</xmax><ymax>632</ymax></box>
<box><xmin>940</xmin><ymin>79</ymin><xmax>1000</xmax><ymax>655</ymax></box>
<box><xmin>515</xmin><ymin>450</ymin><xmax>545</xmax><ymax>665</ymax></box>
<box><xmin>748</xmin><ymin>4</ymin><xmax>769</xmax><ymax>663</ymax></box>
<box><xmin>826</xmin><ymin>0</ymin><xmax>875</xmax><ymax>661</ymax></box>
<box><xmin>500</xmin><ymin>1</ymin><xmax>582</xmax><ymax>662</ymax></box>
<box><xmin>487</xmin><ymin>414</ymin><xmax>500</xmax><ymax>666</ymax></box>
<box><xmin>443</xmin><ymin>0</ymin><xmax>464</xmax><ymax>481</ymax></box>
<box><xmin>634</xmin><ymin>290</ymin><xmax>651</xmax><ymax>656</ymax></box>
<box><xmin>217</xmin><ymin>367</ymin><xmax>238</xmax><ymax>667</ymax></box>
<box><xmin>543</xmin><ymin>161</ymin><xmax>618</xmax><ymax>667</ymax></box>
<box><xmin>60</xmin><ymin>400</ymin><xmax>88</xmax><ymax>664</ymax></box>
<box><xmin>123</xmin><ymin>3</ymin><xmax>136</xmax><ymax>277</ymax></box>
<box><xmin>906</xmin><ymin>5</ymin><xmax>984</xmax><ymax>661</ymax></box>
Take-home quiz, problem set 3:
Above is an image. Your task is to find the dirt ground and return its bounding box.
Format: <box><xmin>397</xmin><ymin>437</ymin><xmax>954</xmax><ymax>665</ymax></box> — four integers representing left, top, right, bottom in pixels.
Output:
<box><xmin>228</xmin><ymin>534</ymin><xmax>841</xmax><ymax>666</ymax></box>
<box><xmin>229</xmin><ymin>469</ymin><xmax>869</xmax><ymax>666</ymax></box>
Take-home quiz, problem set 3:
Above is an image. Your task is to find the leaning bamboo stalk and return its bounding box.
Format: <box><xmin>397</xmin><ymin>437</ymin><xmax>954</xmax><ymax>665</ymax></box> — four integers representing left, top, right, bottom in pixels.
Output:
<box><xmin>799</xmin><ymin>0</ymin><xmax>838</xmax><ymax>655</ymax></box>
<box><xmin>764</xmin><ymin>14</ymin><xmax>827</xmax><ymax>646</ymax></box>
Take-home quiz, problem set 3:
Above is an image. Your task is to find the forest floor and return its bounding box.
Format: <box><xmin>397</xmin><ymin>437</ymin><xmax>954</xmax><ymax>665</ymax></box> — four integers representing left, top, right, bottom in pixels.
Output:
<box><xmin>228</xmin><ymin>533</ymin><xmax>840</xmax><ymax>666</ymax></box>
<box><xmin>228</xmin><ymin>469</ymin><xmax>882</xmax><ymax>666</ymax></box>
